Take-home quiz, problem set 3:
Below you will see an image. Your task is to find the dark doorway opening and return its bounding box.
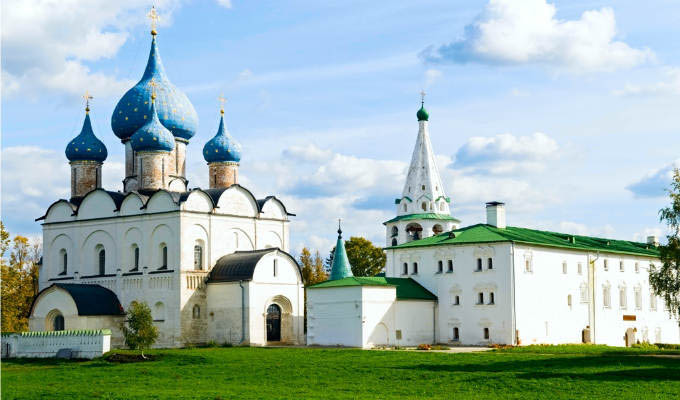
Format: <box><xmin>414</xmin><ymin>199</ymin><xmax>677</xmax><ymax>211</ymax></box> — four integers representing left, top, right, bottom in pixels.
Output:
<box><xmin>266</xmin><ymin>304</ymin><xmax>281</xmax><ymax>342</ymax></box>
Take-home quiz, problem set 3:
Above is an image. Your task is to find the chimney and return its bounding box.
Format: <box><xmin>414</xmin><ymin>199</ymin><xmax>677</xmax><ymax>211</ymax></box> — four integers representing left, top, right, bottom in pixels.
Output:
<box><xmin>486</xmin><ymin>202</ymin><xmax>506</xmax><ymax>229</ymax></box>
<box><xmin>647</xmin><ymin>235</ymin><xmax>659</xmax><ymax>247</ymax></box>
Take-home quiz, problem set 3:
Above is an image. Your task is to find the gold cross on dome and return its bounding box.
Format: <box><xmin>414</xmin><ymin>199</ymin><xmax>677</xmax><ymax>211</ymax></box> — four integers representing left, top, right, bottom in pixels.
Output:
<box><xmin>148</xmin><ymin>6</ymin><xmax>160</xmax><ymax>35</ymax></box>
<box><xmin>83</xmin><ymin>91</ymin><xmax>93</xmax><ymax>111</ymax></box>
<box><xmin>218</xmin><ymin>94</ymin><xmax>227</xmax><ymax>114</ymax></box>
<box><xmin>420</xmin><ymin>90</ymin><xmax>426</xmax><ymax>104</ymax></box>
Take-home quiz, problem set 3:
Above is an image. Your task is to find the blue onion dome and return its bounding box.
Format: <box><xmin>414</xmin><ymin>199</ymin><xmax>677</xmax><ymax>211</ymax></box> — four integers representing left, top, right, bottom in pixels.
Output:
<box><xmin>417</xmin><ymin>102</ymin><xmax>429</xmax><ymax>121</ymax></box>
<box><xmin>65</xmin><ymin>107</ymin><xmax>108</xmax><ymax>162</ymax></box>
<box><xmin>203</xmin><ymin>110</ymin><xmax>242</xmax><ymax>163</ymax></box>
<box><xmin>111</xmin><ymin>34</ymin><xmax>198</xmax><ymax>141</ymax></box>
<box><xmin>130</xmin><ymin>97</ymin><xmax>175</xmax><ymax>152</ymax></box>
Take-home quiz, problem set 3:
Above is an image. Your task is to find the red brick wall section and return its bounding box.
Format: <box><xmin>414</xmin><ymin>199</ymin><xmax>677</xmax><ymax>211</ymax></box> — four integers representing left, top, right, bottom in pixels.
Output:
<box><xmin>209</xmin><ymin>162</ymin><xmax>239</xmax><ymax>189</ymax></box>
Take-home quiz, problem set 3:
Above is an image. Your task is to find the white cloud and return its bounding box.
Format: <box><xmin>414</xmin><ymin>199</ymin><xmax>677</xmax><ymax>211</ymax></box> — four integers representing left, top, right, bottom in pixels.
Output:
<box><xmin>627</xmin><ymin>159</ymin><xmax>680</xmax><ymax>198</ymax></box>
<box><xmin>216</xmin><ymin>0</ymin><xmax>232</xmax><ymax>8</ymax></box>
<box><xmin>1</xmin><ymin>0</ymin><xmax>182</xmax><ymax>99</ymax></box>
<box><xmin>614</xmin><ymin>67</ymin><xmax>680</xmax><ymax>96</ymax></box>
<box><xmin>453</xmin><ymin>132</ymin><xmax>558</xmax><ymax>174</ymax></box>
<box><xmin>421</xmin><ymin>0</ymin><xmax>653</xmax><ymax>72</ymax></box>
<box><xmin>0</xmin><ymin>146</ymin><xmax>123</xmax><ymax>234</ymax></box>
<box><xmin>424</xmin><ymin>69</ymin><xmax>442</xmax><ymax>88</ymax></box>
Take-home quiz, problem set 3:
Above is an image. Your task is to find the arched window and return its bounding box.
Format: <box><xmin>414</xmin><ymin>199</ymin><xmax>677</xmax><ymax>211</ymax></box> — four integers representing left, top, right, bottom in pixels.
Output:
<box><xmin>439</xmin><ymin>202</ymin><xmax>445</xmax><ymax>212</ymax></box>
<box><xmin>134</xmin><ymin>246</ymin><xmax>140</xmax><ymax>269</ymax></box>
<box><xmin>412</xmin><ymin>262</ymin><xmax>418</xmax><ymax>274</ymax></box>
<box><xmin>619</xmin><ymin>261</ymin><xmax>625</xmax><ymax>272</ymax></box>
<box><xmin>562</xmin><ymin>262</ymin><xmax>567</xmax><ymax>274</ymax></box>
<box><xmin>453</xmin><ymin>327</ymin><xmax>459</xmax><ymax>341</ymax></box>
<box><xmin>391</xmin><ymin>226</ymin><xmax>398</xmax><ymax>237</ymax></box>
<box><xmin>98</xmin><ymin>248</ymin><xmax>105</xmax><ymax>275</ymax></box>
<box><xmin>489</xmin><ymin>292</ymin><xmax>495</xmax><ymax>304</ymax></box>
<box><xmin>580</xmin><ymin>283</ymin><xmax>588</xmax><ymax>303</ymax></box>
<box><xmin>192</xmin><ymin>305</ymin><xmax>201</xmax><ymax>319</ymax></box>
<box><xmin>193</xmin><ymin>244</ymin><xmax>203</xmax><ymax>270</ymax></box>
<box><xmin>635</xmin><ymin>287</ymin><xmax>642</xmax><ymax>310</ymax></box>
<box><xmin>478</xmin><ymin>292</ymin><xmax>484</xmax><ymax>304</ymax></box>
<box><xmin>447</xmin><ymin>260</ymin><xmax>453</xmax><ymax>272</ymax></box>
<box><xmin>476</xmin><ymin>258</ymin><xmax>482</xmax><ymax>271</ymax></box>
<box><xmin>60</xmin><ymin>249</ymin><xmax>67</xmax><ymax>275</ymax></box>
<box><xmin>273</xmin><ymin>259</ymin><xmax>278</xmax><ymax>277</ymax></box>
<box><xmin>619</xmin><ymin>287</ymin><xmax>627</xmax><ymax>309</ymax></box>
<box><xmin>437</xmin><ymin>260</ymin><xmax>443</xmax><ymax>273</ymax></box>
<box><xmin>391</xmin><ymin>238</ymin><xmax>397</xmax><ymax>246</ymax></box>
<box><xmin>487</xmin><ymin>258</ymin><xmax>493</xmax><ymax>270</ymax></box>
<box><xmin>603</xmin><ymin>285</ymin><xmax>611</xmax><ymax>308</ymax></box>
<box><xmin>53</xmin><ymin>314</ymin><xmax>64</xmax><ymax>331</ymax></box>
<box><xmin>567</xmin><ymin>294</ymin><xmax>572</xmax><ymax>308</ymax></box>
<box><xmin>483</xmin><ymin>327</ymin><xmax>490</xmax><ymax>340</ymax></box>
<box><xmin>161</xmin><ymin>244</ymin><xmax>168</xmax><ymax>269</ymax></box>
<box><xmin>432</xmin><ymin>224</ymin><xmax>443</xmax><ymax>235</ymax></box>
<box><xmin>421</xmin><ymin>202</ymin><xmax>427</xmax><ymax>211</ymax></box>
<box><xmin>650</xmin><ymin>292</ymin><xmax>658</xmax><ymax>311</ymax></box>
<box><xmin>402</xmin><ymin>263</ymin><xmax>408</xmax><ymax>275</ymax></box>
<box><xmin>403</xmin><ymin>204</ymin><xmax>407</xmax><ymax>212</ymax></box>
<box><xmin>577</xmin><ymin>263</ymin><xmax>583</xmax><ymax>275</ymax></box>
<box><xmin>454</xmin><ymin>295</ymin><xmax>460</xmax><ymax>305</ymax></box>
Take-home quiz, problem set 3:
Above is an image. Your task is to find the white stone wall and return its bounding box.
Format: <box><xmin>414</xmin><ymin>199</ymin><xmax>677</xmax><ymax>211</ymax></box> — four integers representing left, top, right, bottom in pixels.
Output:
<box><xmin>394</xmin><ymin>300</ymin><xmax>436</xmax><ymax>345</ymax></box>
<box><xmin>361</xmin><ymin>287</ymin><xmax>397</xmax><ymax>348</ymax></box>
<box><xmin>2</xmin><ymin>331</ymin><xmax>111</xmax><ymax>359</ymax></box>
<box><xmin>37</xmin><ymin>185</ymin><xmax>294</xmax><ymax>348</ymax></box>
<box><xmin>386</xmin><ymin>243</ymin><xmax>515</xmax><ymax>345</ymax></box>
<box><xmin>307</xmin><ymin>287</ymin><xmax>364</xmax><ymax>347</ymax></box>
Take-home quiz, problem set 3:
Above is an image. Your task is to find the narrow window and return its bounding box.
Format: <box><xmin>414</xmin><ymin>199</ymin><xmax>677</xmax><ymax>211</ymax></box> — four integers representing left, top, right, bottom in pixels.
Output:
<box><xmin>391</xmin><ymin>238</ymin><xmax>397</xmax><ymax>246</ymax></box>
<box><xmin>194</xmin><ymin>245</ymin><xmax>203</xmax><ymax>270</ymax></box>
<box><xmin>603</xmin><ymin>259</ymin><xmax>609</xmax><ymax>271</ymax></box>
<box><xmin>484</xmin><ymin>328</ymin><xmax>490</xmax><ymax>340</ymax></box>
<box><xmin>619</xmin><ymin>287</ymin><xmax>627</xmax><ymax>309</ymax></box>
<box><xmin>562</xmin><ymin>262</ymin><xmax>567</xmax><ymax>274</ymax></box>
<box><xmin>403</xmin><ymin>204</ymin><xmax>407</xmax><ymax>212</ymax></box>
<box><xmin>192</xmin><ymin>305</ymin><xmax>200</xmax><ymax>319</ymax></box>
<box><xmin>635</xmin><ymin>262</ymin><xmax>639</xmax><ymax>273</ymax></box>
<box><xmin>412</xmin><ymin>262</ymin><xmax>418</xmax><ymax>274</ymax></box>
<box><xmin>525</xmin><ymin>259</ymin><xmax>531</xmax><ymax>272</ymax></box>
<box><xmin>453</xmin><ymin>327</ymin><xmax>459</xmax><ymax>341</ymax></box>
<box><xmin>421</xmin><ymin>185</ymin><xmax>425</xmax><ymax>190</ymax></box>
<box><xmin>403</xmin><ymin>263</ymin><xmax>408</xmax><ymax>275</ymax></box>
<box><xmin>447</xmin><ymin>260</ymin><xmax>453</xmax><ymax>272</ymax></box>
<box><xmin>162</xmin><ymin>245</ymin><xmax>168</xmax><ymax>269</ymax></box>
<box><xmin>98</xmin><ymin>249</ymin><xmax>105</xmax><ymax>275</ymax></box>
<box><xmin>650</xmin><ymin>292</ymin><xmax>658</xmax><ymax>311</ymax></box>
<box><xmin>577</xmin><ymin>263</ymin><xmax>583</xmax><ymax>275</ymax></box>
<box><xmin>234</xmin><ymin>232</ymin><xmax>239</xmax><ymax>249</ymax></box>
<box><xmin>134</xmin><ymin>246</ymin><xmax>140</xmax><ymax>269</ymax></box>
<box><xmin>619</xmin><ymin>261</ymin><xmax>624</xmax><ymax>272</ymax></box>
<box><xmin>273</xmin><ymin>259</ymin><xmax>278</xmax><ymax>277</ymax></box>
<box><xmin>454</xmin><ymin>295</ymin><xmax>460</xmax><ymax>305</ymax></box>
<box><xmin>603</xmin><ymin>286</ymin><xmax>611</xmax><ymax>308</ymax></box>
<box><xmin>437</xmin><ymin>261</ymin><xmax>443</xmax><ymax>273</ymax></box>
<box><xmin>476</xmin><ymin>258</ymin><xmax>482</xmax><ymax>271</ymax></box>
<box><xmin>421</xmin><ymin>202</ymin><xmax>427</xmax><ymax>211</ymax></box>
<box><xmin>580</xmin><ymin>283</ymin><xmax>588</xmax><ymax>303</ymax></box>
<box><xmin>478</xmin><ymin>292</ymin><xmax>484</xmax><ymax>304</ymax></box>
<box><xmin>635</xmin><ymin>288</ymin><xmax>642</xmax><ymax>310</ymax></box>
<box><xmin>60</xmin><ymin>250</ymin><xmax>67</xmax><ymax>275</ymax></box>
<box><xmin>489</xmin><ymin>292</ymin><xmax>495</xmax><ymax>304</ymax></box>
<box><xmin>53</xmin><ymin>315</ymin><xmax>65</xmax><ymax>331</ymax></box>
<box><xmin>567</xmin><ymin>294</ymin><xmax>572</xmax><ymax>308</ymax></box>
<box><xmin>487</xmin><ymin>258</ymin><xmax>493</xmax><ymax>270</ymax></box>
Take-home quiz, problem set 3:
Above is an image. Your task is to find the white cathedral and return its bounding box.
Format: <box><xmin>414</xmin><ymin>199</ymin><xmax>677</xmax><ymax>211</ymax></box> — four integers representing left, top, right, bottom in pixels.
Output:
<box><xmin>29</xmin><ymin>24</ymin><xmax>305</xmax><ymax>347</ymax></box>
<box><xmin>28</xmin><ymin>13</ymin><xmax>679</xmax><ymax>350</ymax></box>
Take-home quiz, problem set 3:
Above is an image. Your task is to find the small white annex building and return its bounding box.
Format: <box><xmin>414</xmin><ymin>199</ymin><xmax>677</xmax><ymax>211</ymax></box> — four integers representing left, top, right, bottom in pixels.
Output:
<box><xmin>29</xmin><ymin>24</ymin><xmax>304</xmax><ymax>348</ymax></box>
<box><xmin>308</xmin><ymin>99</ymin><xmax>680</xmax><ymax>348</ymax></box>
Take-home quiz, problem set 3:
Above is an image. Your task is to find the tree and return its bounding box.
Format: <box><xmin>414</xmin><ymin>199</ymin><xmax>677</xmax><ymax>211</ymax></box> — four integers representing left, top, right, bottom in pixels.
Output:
<box><xmin>651</xmin><ymin>169</ymin><xmax>680</xmax><ymax>320</ymax></box>
<box><xmin>1</xmin><ymin>223</ymin><xmax>41</xmax><ymax>332</ymax></box>
<box><xmin>299</xmin><ymin>248</ymin><xmax>314</xmax><ymax>285</ymax></box>
<box><xmin>325</xmin><ymin>237</ymin><xmax>386</xmax><ymax>277</ymax></box>
<box><xmin>120</xmin><ymin>301</ymin><xmax>158</xmax><ymax>358</ymax></box>
<box><xmin>312</xmin><ymin>251</ymin><xmax>327</xmax><ymax>283</ymax></box>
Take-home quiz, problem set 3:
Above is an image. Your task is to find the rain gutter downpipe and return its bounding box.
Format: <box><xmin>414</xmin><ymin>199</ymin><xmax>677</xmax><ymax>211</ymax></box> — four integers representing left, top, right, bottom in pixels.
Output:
<box><xmin>239</xmin><ymin>280</ymin><xmax>246</xmax><ymax>344</ymax></box>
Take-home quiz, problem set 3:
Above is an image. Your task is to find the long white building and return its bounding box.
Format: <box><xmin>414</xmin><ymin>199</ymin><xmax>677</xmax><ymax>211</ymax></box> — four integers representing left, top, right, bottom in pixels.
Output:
<box><xmin>308</xmin><ymin>100</ymin><xmax>680</xmax><ymax>348</ymax></box>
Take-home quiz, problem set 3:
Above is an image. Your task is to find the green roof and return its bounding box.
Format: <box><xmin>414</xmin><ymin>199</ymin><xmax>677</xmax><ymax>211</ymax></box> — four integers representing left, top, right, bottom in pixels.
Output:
<box><xmin>385</xmin><ymin>224</ymin><xmax>660</xmax><ymax>258</ymax></box>
<box><xmin>383</xmin><ymin>213</ymin><xmax>461</xmax><ymax>225</ymax></box>
<box><xmin>308</xmin><ymin>277</ymin><xmax>437</xmax><ymax>301</ymax></box>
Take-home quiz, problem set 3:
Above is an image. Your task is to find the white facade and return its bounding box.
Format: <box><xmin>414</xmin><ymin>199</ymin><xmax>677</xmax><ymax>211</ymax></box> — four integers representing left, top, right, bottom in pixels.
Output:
<box><xmin>384</xmin><ymin>237</ymin><xmax>680</xmax><ymax>346</ymax></box>
<box><xmin>306</xmin><ymin>285</ymin><xmax>435</xmax><ymax>348</ymax></box>
<box><xmin>31</xmin><ymin>186</ymin><xmax>304</xmax><ymax>348</ymax></box>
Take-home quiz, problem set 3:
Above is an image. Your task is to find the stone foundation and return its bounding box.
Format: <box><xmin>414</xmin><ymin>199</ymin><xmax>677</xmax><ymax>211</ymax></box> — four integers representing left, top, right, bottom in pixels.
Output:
<box><xmin>208</xmin><ymin>162</ymin><xmax>239</xmax><ymax>189</ymax></box>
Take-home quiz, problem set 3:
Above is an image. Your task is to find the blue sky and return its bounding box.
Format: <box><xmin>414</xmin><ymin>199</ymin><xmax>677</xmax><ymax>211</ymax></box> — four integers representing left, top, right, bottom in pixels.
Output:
<box><xmin>3</xmin><ymin>0</ymin><xmax>680</xmax><ymax>254</ymax></box>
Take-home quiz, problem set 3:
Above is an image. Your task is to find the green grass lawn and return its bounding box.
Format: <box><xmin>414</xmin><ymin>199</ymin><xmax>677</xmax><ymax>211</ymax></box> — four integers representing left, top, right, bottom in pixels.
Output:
<box><xmin>2</xmin><ymin>345</ymin><xmax>680</xmax><ymax>399</ymax></box>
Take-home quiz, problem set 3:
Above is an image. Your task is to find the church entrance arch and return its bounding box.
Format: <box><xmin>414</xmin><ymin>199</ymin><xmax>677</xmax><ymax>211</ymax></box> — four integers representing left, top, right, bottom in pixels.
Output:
<box><xmin>266</xmin><ymin>304</ymin><xmax>281</xmax><ymax>342</ymax></box>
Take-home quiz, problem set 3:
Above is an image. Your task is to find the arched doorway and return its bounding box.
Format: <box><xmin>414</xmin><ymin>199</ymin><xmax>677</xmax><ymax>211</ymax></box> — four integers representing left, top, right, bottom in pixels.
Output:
<box><xmin>53</xmin><ymin>315</ymin><xmax>64</xmax><ymax>331</ymax></box>
<box><xmin>266</xmin><ymin>304</ymin><xmax>281</xmax><ymax>342</ymax></box>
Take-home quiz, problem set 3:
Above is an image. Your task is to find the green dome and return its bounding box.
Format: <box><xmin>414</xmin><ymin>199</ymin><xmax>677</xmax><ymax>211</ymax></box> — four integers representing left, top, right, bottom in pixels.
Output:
<box><xmin>417</xmin><ymin>104</ymin><xmax>429</xmax><ymax>121</ymax></box>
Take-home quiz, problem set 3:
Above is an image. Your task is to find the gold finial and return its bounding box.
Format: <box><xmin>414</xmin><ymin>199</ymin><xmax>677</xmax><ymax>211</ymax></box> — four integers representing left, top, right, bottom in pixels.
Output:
<box><xmin>420</xmin><ymin>89</ymin><xmax>426</xmax><ymax>105</ymax></box>
<box><xmin>149</xmin><ymin>78</ymin><xmax>157</xmax><ymax>102</ymax></box>
<box><xmin>218</xmin><ymin>94</ymin><xmax>226</xmax><ymax>115</ymax></box>
<box><xmin>148</xmin><ymin>6</ymin><xmax>160</xmax><ymax>35</ymax></box>
<box><xmin>83</xmin><ymin>91</ymin><xmax>93</xmax><ymax>113</ymax></box>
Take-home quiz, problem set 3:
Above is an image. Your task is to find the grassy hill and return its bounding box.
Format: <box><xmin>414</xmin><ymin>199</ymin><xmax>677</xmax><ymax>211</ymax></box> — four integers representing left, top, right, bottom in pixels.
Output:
<box><xmin>2</xmin><ymin>345</ymin><xmax>680</xmax><ymax>399</ymax></box>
